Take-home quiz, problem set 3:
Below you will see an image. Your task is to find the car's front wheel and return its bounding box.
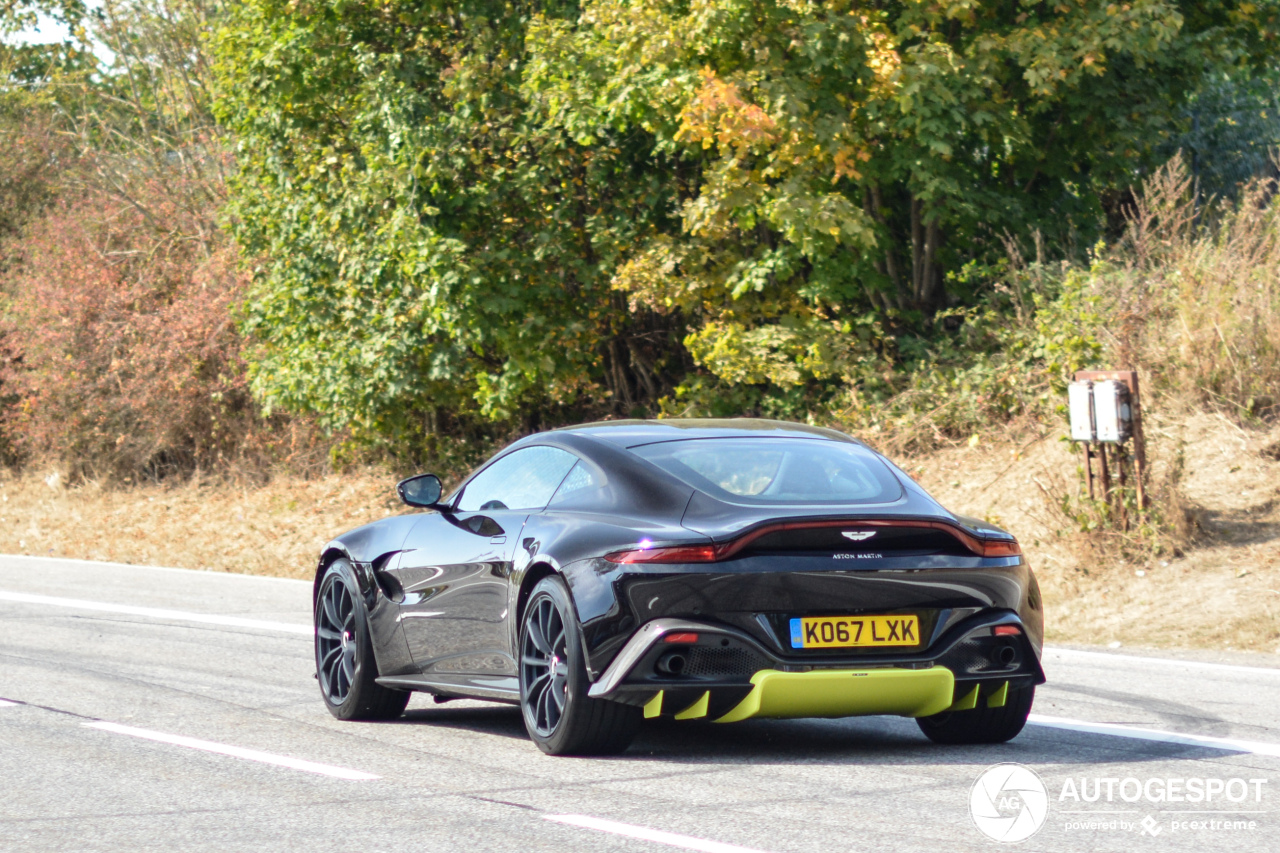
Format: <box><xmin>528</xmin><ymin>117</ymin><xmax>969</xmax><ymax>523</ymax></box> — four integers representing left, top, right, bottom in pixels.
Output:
<box><xmin>916</xmin><ymin>683</ymin><xmax>1035</xmax><ymax>744</ymax></box>
<box><xmin>519</xmin><ymin>575</ymin><xmax>640</xmax><ymax>755</ymax></box>
<box><xmin>315</xmin><ymin>559</ymin><xmax>409</xmax><ymax>721</ymax></box>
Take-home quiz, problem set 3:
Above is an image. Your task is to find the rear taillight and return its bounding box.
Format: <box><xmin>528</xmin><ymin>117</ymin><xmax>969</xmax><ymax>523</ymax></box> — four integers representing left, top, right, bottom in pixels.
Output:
<box><xmin>992</xmin><ymin>625</ymin><xmax>1023</xmax><ymax>637</ymax></box>
<box><xmin>979</xmin><ymin>538</ymin><xmax>1022</xmax><ymax>557</ymax></box>
<box><xmin>604</xmin><ymin>545</ymin><xmax>718</xmax><ymax>564</ymax></box>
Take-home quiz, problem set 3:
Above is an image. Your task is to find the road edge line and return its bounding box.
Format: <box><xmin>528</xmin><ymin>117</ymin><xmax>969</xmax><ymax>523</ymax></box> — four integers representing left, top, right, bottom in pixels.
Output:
<box><xmin>0</xmin><ymin>590</ymin><xmax>312</xmax><ymax>635</ymax></box>
<box><xmin>1028</xmin><ymin>714</ymin><xmax>1280</xmax><ymax>757</ymax></box>
<box><xmin>82</xmin><ymin>721</ymin><xmax>379</xmax><ymax>780</ymax></box>
<box><xmin>543</xmin><ymin>814</ymin><xmax>774</xmax><ymax>853</ymax></box>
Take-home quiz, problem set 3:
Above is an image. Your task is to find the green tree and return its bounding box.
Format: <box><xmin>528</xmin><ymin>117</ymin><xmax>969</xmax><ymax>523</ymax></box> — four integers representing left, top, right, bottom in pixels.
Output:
<box><xmin>0</xmin><ymin>0</ymin><xmax>93</xmax><ymax>82</ymax></box>
<box><xmin>1167</xmin><ymin>68</ymin><xmax>1280</xmax><ymax>200</ymax></box>
<box><xmin>529</xmin><ymin>1</ymin><xmax>1279</xmax><ymax>393</ymax></box>
<box><xmin>213</xmin><ymin>1</ymin><xmax>683</xmax><ymax>447</ymax></box>
<box><xmin>212</xmin><ymin>0</ymin><xmax>1280</xmax><ymax>442</ymax></box>
<box><xmin>1</xmin><ymin>0</ymin><xmax>92</xmax><ymax>240</ymax></box>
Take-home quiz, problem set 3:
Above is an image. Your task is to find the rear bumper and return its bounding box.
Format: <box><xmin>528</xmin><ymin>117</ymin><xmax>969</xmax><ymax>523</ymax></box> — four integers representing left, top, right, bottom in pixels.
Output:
<box><xmin>565</xmin><ymin>557</ymin><xmax>1045</xmax><ymax>679</ymax></box>
<box><xmin>588</xmin><ymin>610</ymin><xmax>1043</xmax><ymax>722</ymax></box>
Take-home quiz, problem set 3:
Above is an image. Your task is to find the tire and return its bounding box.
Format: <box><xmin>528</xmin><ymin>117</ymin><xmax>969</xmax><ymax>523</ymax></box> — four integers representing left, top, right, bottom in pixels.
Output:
<box><xmin>315</xmin><ymin>558</ymin><xmax>410</xmax><ymax>721</ymax></box>
<box><xmin>519</xmin><ymin>575</ymin><xmax>640</xmax><ymax>756</ymax></box>
<box><xmin>917</xmin><ymin>683</ymin><xmax>1035</xmax><ymax>745</ymax></box>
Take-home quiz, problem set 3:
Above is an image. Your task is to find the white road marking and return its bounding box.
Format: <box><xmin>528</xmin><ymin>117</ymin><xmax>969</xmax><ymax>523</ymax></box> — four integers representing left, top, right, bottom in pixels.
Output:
<box><xmin>1045</xmin><ymin>646</ymin><xmax>1280</xmax><ymax>677</ymax></box>
<box><xmin>544</xmin><ymin>815</ymin><xmax>774</xmax><ymax>853</ymax></box>
<box><xmin>0</xmin><ymin>699</ymin><xmax>17</xmax><ymax>708</ymax></box>
<box><xmin>0</xmin><ymin>590</ymin><xmax>312</xmax><ymax>635</ymax></box>
<box><xmin>1028</xmin><ymin>714</ymin><xmax>1280</xmax><ymax>757</ymax></box>
<box><xmin>82</xmin><ymin>721</ymin><xmax>378</xmax><ymax>780</ymax></box>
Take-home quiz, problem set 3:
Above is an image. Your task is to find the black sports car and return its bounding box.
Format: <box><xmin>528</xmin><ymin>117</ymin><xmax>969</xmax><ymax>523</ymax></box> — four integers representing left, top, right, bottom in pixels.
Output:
<box><xmin>313</xmin><ymin>419</ymin><xmax>1044</xmax><ymax>755</ymax></box>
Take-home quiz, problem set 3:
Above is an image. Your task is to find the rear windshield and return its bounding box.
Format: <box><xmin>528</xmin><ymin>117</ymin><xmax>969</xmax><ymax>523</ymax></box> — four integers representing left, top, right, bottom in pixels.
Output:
<box><xmin>631</xmin><ymin>437</ymin><xmax>903</xmax><ymax>506</ymax></box>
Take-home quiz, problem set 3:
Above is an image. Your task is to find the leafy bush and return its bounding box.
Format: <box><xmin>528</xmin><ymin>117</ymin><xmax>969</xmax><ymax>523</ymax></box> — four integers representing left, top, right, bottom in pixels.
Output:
<box><xmin>1165</xmin><ymin>69</ymin><xmax>1280</xmax><ymax>202</ymax></box>
<box><xmin>0</xmin><ymin>102</ymin><xmax>64</xmax><ymax>249</ymax></box>
<box><xmin>0</xmin><ymin>0</ymin><xmax>336</xmax><ymax>482</ymax></box>
<box><xmin>6</xmin><ymin>0</ymin><xmax>1280</xmax><ymax>487</ymax></box>
<box><xmin>824</xmin><ymin>268</ymin><xmax>1104</xmax><ymax>454</ymax></box>
<box><xmin>212</xmin><ymin>0</ymin><xmax>1280</xmax><ymax>449</ymax></box>
<box><xmin>0</xmin><ymin>187</ymin><xmax>267</xmax><ymax>480</ymax></box>
<box><xmin>832</xmin><ymin>155</ymin><xmax>1280</xmax><ymax>448</ymax></box>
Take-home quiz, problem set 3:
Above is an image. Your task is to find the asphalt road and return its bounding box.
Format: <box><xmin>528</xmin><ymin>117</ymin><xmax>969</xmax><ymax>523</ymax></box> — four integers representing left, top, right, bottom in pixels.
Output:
<box><xmin>2</xmin><ymin>555</ymin><xmax>1279</xmax><ymax>852</ymax></box>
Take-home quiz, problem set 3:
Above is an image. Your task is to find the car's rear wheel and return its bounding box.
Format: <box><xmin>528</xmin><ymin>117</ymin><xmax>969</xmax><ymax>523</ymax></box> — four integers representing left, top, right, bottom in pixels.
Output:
<box><xmin>315</xmin><ymin>559</ymin><xmax>409</xmax><ymax>721</ymax></box>
<box><xmin>519</xmin><ymin>575</ymin><xmax>640</xmax><ymax>755</ymax></box>
<box><xmin>916</xmin><ymin>683</ymin><xmax>1035</xmax><ymax>744</ymax></box>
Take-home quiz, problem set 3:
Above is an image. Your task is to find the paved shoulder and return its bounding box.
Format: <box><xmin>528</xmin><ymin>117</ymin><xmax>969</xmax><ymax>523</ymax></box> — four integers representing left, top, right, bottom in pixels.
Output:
<box><xmin>3</xmin><ymin>556</ymin><xmax>1279</xmax><ymax>852</ymax></box>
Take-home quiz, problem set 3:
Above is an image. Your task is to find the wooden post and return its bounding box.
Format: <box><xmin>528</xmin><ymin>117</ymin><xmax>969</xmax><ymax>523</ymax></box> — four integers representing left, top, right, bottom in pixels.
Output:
<box><xmin>1128</xmin><ymin>373</ymin><xmax>1148</xmax><ymax>513</ymax></box>
<box><xmin>1116</xmin><ymin>445</ymin><xmax>1129</xmax><ymax>530</ymax></box>
<box><xmin>1097</xmin><ymin>441</ymin><xmax>1111</xmax><ymax>508</ymax></box>
<box><xmin>1083</xmin><ymin>443</ymin><xmax>1095</xmax><ymax>500</ymax></box>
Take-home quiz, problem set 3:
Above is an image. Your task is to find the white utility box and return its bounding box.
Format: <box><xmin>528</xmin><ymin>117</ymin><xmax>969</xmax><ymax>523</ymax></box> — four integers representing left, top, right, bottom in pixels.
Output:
<box><xmin>1093</xmin><ymin>380</ymin><xmax>1131</xmax><ymax>442</ymax></box>
<box><xmin>1068</xmin><ymin>381</ymin><xmax>1095</xmax><ymax>442</ymax></box>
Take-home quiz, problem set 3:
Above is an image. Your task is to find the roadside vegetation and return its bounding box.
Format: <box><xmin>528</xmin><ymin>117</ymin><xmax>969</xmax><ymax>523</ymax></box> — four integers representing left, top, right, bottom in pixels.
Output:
<box><xmin>2</xmin><ymin>1</ymin><xmax>1280</xmax><ymax>652</ymax></box>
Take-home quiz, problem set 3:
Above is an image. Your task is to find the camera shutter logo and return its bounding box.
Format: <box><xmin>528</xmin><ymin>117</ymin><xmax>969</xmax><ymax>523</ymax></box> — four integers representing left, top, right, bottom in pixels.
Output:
<box><xmin>970</xmin><ymin>763</ymin><xmax>1049</xmax><ymax>843</ymax></box>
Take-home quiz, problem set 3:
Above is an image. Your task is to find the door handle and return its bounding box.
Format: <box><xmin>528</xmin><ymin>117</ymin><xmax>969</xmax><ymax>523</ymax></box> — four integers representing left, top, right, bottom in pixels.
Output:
<box><xmin>490</xmin><ymin>535</ymin><xmax>507</xmax><ymax>545</ymax></box>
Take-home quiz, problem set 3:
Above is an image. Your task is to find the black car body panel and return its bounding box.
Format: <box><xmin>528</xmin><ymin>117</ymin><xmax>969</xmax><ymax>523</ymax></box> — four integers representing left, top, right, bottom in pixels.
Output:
<box><xmin>565</xmin><ymin>555</ymin><xmax>1042</xmax><ymax>680</ymax></box>
<box><xmin>315</xmin><ymin>419</ymin><xmax>1045</xmax><ymax>716</ymax></box>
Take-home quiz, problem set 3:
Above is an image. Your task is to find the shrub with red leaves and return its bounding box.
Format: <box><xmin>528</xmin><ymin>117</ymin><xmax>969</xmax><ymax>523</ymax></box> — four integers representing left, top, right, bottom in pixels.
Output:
<box><xmin>0</xmin><ymin>184</ymin><xmax>272</xmax><ymax>481</ymax></box>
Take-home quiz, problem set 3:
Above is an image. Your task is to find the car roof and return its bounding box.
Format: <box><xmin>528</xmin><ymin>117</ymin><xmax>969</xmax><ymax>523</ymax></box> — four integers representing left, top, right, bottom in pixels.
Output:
<box><xmin>549</xmin><ymin>418</ymin><xmax>858</xmax><ymax>448</ymax></box>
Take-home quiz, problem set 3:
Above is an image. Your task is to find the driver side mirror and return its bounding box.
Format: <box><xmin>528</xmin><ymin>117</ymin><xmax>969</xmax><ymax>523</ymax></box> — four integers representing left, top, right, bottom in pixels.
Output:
<box><xmin>396</xmin><ymin>473</ymin><xmax>444</xmax><ymax>509</ymax></box>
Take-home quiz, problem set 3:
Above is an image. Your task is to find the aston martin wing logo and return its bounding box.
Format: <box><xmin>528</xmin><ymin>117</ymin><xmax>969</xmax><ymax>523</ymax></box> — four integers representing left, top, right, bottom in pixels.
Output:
<box><xmin>842</xmin><ymin>531</ymin><xmax>876</xmax><ymax>541</ymax></box>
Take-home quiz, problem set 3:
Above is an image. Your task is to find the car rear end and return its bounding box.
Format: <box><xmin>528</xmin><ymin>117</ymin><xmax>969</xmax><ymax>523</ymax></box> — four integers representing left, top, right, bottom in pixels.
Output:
<box><xmin>577</xmin><ymin>434</ymin><xmax>1044</xmax><ymax>727</ymax></box>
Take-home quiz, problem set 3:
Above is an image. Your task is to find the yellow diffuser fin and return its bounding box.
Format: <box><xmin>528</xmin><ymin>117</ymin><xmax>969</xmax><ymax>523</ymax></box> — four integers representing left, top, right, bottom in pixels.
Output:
<box><xmin>643</xmin><ymin>691</ymin><xmax>664</xmax><ymax>719</ymax></box>
<box><xmin>674</xmin><ymin>691</ymin><xmax>711</xmax><ymax>720</ymax></box>
<box><xmin>949</xmin><ymin>685</ymin><xmax>979</xmax><ymax>712</ymax></box>
<box><xmin>987</xmin><ymin>681</ymin><xmax>1009</xmax><ymax>709</ymax></box>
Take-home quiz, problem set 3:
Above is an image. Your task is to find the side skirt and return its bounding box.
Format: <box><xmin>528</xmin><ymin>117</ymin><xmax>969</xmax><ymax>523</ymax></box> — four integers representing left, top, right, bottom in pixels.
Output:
<box><xmin>376</xmin><ymin>674</ymin><xmax>520</xmax><ymax>704</ymax></box>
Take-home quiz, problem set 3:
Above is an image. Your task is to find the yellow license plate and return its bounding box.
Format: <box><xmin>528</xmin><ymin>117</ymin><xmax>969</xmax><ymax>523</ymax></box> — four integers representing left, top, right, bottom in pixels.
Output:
<box><xmin>789</xmin><ymin>614</ymin><xmax>920</xmax><ymax>649</ymax></box>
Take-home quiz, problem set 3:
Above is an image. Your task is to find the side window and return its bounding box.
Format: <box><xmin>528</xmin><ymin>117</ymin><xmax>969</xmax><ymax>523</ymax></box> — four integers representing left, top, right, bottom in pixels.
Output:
<box><xmin>456</xmin><ymin>447</ymin><xmax>578</xmax><ymax>512</ymax></box>
<box><xmin>549</xmin><ymin>461</ymin><xmax>600</xmax><ymax>504</ymax></box>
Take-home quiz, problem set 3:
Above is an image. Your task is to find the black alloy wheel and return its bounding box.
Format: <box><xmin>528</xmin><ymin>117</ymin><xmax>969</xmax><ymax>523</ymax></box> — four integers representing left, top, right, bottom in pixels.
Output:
<box><xmin>518</xmin><ymin>575</ymin><xmax>640</xmax><ymax>755</ymax></box>
<box><xmin>316</xmin><ymin>570</ymin><xmax>357</xmax><ymax>705</ymax></box>
<box><xmin>314</xmin><ymin>559</ymin><xmax>409</xmax><ymax>721</ymax></box>
<box><xmin>521</xmin><ymin>593</ymin><xmax>570</xmax><ymax>737</ymax></box>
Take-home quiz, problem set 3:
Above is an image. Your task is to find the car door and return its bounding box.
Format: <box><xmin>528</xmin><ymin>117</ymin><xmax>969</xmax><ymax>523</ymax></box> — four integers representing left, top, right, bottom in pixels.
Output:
<box><xmin>391</xmin><ymin>446</ymin><xmax>580</xmax><ymax>679</ymax></box>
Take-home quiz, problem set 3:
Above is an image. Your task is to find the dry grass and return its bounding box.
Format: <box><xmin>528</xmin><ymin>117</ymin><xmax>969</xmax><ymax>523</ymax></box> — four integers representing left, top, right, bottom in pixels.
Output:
<box><xmin>1096</xmin><ymin>156</ymin><xmax>1280</xmax><ymax>417</ymax></box>
<box><xmin>0</xmin><ymin>467</ymin><xmax>402</xmax><ymax>579</ymax></box>
<box><xmin>4</xmin><ymin>410</ymin><xmax>1279</xmax><ymax>654</ymax></box>
<box><xmin>911</xmin><ymin>411</ymin><xmax>1280</xmax><ymax>654</ymax></box>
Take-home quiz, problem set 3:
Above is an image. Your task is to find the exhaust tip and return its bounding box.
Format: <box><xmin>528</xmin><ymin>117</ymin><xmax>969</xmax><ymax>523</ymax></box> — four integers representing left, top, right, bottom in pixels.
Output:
<box><xmin>656</xmin><ymin>651</ymin><xmax>688</xmax><ymax>676</ymax></box>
